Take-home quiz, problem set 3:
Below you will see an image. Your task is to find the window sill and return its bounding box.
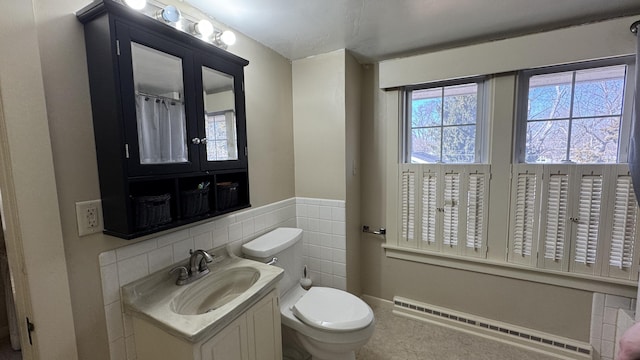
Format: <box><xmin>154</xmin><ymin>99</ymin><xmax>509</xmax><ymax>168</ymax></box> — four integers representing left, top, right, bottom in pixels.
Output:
<box><xmin>382</xmin><ymin>244</ymin><xmax>637</xmax><ymax>297</ymax></box>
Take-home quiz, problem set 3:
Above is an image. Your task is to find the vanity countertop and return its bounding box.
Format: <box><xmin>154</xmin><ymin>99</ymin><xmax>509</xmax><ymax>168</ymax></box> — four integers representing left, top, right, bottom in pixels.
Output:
<box><xmin>121</xmin><ymin>248</ymin><xmax>283</xmax><ymax>343</ymax></box>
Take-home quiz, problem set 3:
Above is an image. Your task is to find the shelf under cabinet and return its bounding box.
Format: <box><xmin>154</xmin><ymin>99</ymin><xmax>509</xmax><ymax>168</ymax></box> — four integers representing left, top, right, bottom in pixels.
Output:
<box><xmin>119</xmin><ymin>171</ymin><xmax>250</xmax><ymax>239</ymax></box>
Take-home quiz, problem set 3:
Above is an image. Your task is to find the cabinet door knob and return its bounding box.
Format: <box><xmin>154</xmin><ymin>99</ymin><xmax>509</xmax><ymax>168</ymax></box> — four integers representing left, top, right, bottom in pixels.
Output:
<box><xmin>192</xmin><ymin>138</ymin><xmax>201</xmax><ymax>145</ymax></box>
<box><xmin>200</xmin><ymin>138</ymin><xmax>208</xmax><ymax>144</ymax></box>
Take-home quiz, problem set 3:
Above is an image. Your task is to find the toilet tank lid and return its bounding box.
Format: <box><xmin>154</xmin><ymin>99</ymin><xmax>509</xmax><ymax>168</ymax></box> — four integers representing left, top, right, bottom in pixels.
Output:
<box><xmin>242</xmin><ymin>227</ymin><xmax>303</xmax><ymax>258</ymax></box>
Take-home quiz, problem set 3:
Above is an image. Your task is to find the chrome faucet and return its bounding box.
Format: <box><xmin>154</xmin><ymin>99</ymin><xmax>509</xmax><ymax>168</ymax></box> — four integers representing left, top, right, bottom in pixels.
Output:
<box><xmin>189</xmin><ymin>249</ymin><xmax>214</xmax><ymax>275</ymax></box>
<box><xmin>169</xmin><ymin>249</ymin><xmax>214</xmax><ymax>285</ymax></box>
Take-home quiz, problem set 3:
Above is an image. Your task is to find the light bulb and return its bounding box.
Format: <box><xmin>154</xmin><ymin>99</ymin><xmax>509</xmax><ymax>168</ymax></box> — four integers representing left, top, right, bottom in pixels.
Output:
<box><xmin>124</xmin><ymin>0</ymin><xmax>146</xmax><ymax>10</ymax></box>
<box><xmin>195</xmin><ymin>20</ymin><xmax>214</xmax><ymax>38</ymax></box>
<box><xmin>159</xmin><ymin>5</ymin><xmax>181</xmax><ymax>23</ymax></box>
<box><xmin>220</xmin><ymin>30</ymin><xmax>236</xmax><ymax>46</ymax></box>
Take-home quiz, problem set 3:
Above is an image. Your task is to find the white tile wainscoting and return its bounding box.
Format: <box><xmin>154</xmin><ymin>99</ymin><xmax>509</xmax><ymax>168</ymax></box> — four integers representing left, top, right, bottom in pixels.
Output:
<box><xmin>295</xmin><ymin>197</ymin><xmax>347</xmax><ymax>290</ymax></box>
<box><xmin>98</xmin><ymin>197</ymin><xmax>346</xmax><ymax>360</ymax></box>
<box><xmin>590</xmin><ymin>293</ymin><xmax>636</xmax><ymax>360</ymax></box>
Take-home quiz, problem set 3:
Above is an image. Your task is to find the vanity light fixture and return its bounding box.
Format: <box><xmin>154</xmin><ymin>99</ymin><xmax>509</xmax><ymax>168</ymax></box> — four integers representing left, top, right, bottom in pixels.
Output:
<box><xmin>193</xmin><ymin>19</ymin><xmax>214</xmax><ymax>39</ymax></box>
<box><xmin>124</xmin><ymin>0</ymin><xmax>146</xmax><ymax>10</ymax></box>
<box><xmin>117</xmin><ymin>0</ymin><xmax>236</xmax><ymax>49</ymax></box>
<box><xmin>156</xmin><ymin>5</ymin><xmax>181</xmax><ymax>23</ymax></box>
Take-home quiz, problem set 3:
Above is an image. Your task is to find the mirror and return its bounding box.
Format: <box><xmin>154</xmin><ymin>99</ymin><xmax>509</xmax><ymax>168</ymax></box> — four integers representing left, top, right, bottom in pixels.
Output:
<box><xmin>131</xmin><ymin>42</ymin><xmax>188</xmax><ymax>165</ymax></box>
<box><xmin>202</xmin><ymin>66</ymin><xmax>238</xmax><ymax>161</ymax></box>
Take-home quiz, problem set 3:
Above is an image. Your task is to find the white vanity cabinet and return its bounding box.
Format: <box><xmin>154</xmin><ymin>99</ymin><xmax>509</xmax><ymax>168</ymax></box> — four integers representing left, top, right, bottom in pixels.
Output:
<box><xmin>133</xmin><ymin>289</ymin><xmax>282</xmax><ymax>360</ymax></box>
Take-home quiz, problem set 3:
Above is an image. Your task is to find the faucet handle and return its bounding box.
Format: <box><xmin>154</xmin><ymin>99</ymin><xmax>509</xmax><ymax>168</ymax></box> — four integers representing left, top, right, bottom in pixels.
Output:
<box><xmin>169</xmin><ymin>266</ymin><xmax>189</xmax><ymax>285</ymax></box>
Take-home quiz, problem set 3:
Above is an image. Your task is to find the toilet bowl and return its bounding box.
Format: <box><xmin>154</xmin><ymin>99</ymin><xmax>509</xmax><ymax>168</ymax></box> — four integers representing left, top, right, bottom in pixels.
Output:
<box><xmin>242</xmin><ymin>228</ymin><xmax>375</xmax><ymax>360</ymax></box>
<box><xmin>280</xmin><ymin>285</ymin><xmax>375</xmax><ymax>360</ymax></box>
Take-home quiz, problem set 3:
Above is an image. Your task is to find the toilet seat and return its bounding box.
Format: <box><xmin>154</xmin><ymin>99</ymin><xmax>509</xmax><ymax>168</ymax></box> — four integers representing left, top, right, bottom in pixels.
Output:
<box><xmin>292</xmin><ymin>287</ymin><xmax>374</xmax><ymax>331</ymax></box>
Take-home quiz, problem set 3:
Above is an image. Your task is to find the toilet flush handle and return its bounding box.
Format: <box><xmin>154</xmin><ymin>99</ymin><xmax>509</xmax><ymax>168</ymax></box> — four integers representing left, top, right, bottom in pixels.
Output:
<box><xmin>266</xmin><ymin>257</ymin><xmax>278</xmax><ymax>266</ymax></box>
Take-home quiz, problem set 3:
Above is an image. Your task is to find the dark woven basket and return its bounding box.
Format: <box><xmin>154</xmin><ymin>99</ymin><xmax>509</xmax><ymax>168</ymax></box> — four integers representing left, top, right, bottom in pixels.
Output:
<box><xmin>133</xmin><ymin>194</ymin><xmax>171</xmax><ymax>230</ymax></box>
<box><xmin>180</xmin><ymin>188</ymin><xmax>210</xmax><ymax>218</ymax></box>
<box><xmin>216</xmin><ymin>182</ymin><xmax>239</xmax><ymax>211</ymax></box>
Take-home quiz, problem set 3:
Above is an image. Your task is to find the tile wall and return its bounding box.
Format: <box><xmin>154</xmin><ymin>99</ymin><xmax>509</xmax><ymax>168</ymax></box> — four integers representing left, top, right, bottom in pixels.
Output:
<box><xmin>590</xmin><ymin>293</ymin><xmax>636</xmax><ymax>360</ymax></box>
<box><xmin>615</xmin><ymin>308</ymin><xmax>635</xmax><ymax>359</ymax></box>
<box><xmin>99</xmin><ymin>197</ymin><xmax>345</xmax><ymax>360</ymax></box>
<box><xmin>295</xmin><ymin>197</ymin><xmax>347</xmax><ymax>290</ymax></box>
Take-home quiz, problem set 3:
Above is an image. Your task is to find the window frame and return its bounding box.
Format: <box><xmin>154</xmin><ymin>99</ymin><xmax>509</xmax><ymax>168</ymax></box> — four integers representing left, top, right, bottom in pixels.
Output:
<box><xmin>402</xmin><ymin>76</ymin><xmax>489</xmax><ymax>164</ymax></box>
<box><xmin>514</xmin><ymin>56</ymin><xmax>636</xmax><ymax>164</ymax></box>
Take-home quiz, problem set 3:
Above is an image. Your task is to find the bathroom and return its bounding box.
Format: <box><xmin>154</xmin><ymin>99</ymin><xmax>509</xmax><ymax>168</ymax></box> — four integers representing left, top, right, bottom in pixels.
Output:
<box><xmin>1</xmin><ymin>0</ymin><xmax>640</xmax><ymax>359</ymax></box>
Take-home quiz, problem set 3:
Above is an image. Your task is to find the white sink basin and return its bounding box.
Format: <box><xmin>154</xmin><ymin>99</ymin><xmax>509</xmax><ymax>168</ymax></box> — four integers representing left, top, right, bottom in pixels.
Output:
<box><xmin>171</xmin><ymin>267</ymin><xmax>260</xmax><ymax>315</ymax></box>
<box><xmin>121</xmin><ymin>249</ymin><xmax>283</xmax><ymax>343</ymax></box>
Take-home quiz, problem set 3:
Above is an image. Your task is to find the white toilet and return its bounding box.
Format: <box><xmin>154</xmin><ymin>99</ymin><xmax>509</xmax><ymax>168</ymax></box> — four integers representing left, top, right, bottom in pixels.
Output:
<box><xmin>242</xmin><ymin>227</ymin><xmax>375</xmax><ymax>360</ymax></box>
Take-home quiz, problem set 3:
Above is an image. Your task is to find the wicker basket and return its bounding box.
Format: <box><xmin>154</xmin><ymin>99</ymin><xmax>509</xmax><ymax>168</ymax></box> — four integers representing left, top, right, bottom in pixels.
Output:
<box><xmin>180</xmin><ymin>188</ymin><xmax>210</xmax><ymax>218</ymax></box>
<box><xmin>216</xmin><ymin>182</ymin><xmax>239</xmax><ymax>211</ymax></box>
<box><xmin>133</xmin><ymin>194</ymin><xmax>171</xmax><ymax>230</ymax></box>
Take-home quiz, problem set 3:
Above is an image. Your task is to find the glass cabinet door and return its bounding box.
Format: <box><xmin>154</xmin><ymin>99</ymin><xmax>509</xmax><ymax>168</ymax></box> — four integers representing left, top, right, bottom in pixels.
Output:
<box><xmin>201</xmin><ymin>67</ymin><xmax>239</xmax><ymax>162</ymax></box>
<box><xmin>117</xmin><ymin>23</ymin><xmax>199</xmax><ymax>176</ymax></box>
<box><xmin>131</xmin><ymin>42</ymin><xmax>188</xmax><ymax>165</ymax></box>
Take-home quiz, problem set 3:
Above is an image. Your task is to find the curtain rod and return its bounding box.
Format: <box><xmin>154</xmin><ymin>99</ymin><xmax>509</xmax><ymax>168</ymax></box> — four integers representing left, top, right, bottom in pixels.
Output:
<box><xmin>135</xmin><ymin>91</ymin><xmax>183</xmax><ymax>104</ymax></box>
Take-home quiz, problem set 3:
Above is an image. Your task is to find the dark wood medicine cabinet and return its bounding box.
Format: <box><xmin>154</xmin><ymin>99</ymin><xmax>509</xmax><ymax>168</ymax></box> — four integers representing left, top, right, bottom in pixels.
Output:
<box><xmin>77</xmin><ymin>0</ymin><xmax>250</xmax><ymax>239</ymax></box>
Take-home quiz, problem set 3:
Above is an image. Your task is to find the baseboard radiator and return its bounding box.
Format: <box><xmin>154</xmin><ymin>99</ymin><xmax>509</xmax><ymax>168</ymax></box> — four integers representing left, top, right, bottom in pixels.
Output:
<box><xmin>393</xmin><ymin>296</ymin><xmax>592</xmax><ymax>360</ymax></box>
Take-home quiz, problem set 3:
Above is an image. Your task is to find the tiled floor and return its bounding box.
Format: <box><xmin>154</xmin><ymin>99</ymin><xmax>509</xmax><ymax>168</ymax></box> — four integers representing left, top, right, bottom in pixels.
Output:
<box><xmin>356</xmin><ymin>300</ymin><xmax>561</xmax><ymax>360</ymax></box>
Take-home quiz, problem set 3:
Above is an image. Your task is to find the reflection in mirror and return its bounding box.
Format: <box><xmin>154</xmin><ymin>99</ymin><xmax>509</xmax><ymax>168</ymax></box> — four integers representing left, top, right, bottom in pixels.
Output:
<box><xmin>202</xmin><ymin>66</ymin><xmax>238</xmax><ymax>161</ymax></box>
<box><xmin>131</xmin><ymin>42</ymin><xmax>188</xmax><ymax>164</ymax></box>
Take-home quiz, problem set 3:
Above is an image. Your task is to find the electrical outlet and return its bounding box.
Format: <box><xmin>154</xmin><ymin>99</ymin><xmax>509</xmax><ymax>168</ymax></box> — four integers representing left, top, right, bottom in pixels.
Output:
<box><xmin>76</xmin><ymin>200</ymin><xmax>103</xmax><ymax>236</ymax></box>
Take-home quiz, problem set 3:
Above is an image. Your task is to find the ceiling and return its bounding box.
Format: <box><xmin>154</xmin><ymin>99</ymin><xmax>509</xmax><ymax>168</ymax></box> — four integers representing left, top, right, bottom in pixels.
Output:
<box><xmin>186</xmin><ymin>0</ymin><xmax>640</xmax><ymax>62</ymax></box>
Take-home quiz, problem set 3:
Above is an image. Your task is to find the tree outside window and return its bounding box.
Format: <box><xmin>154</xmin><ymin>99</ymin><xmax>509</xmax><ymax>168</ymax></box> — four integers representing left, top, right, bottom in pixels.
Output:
<box><xmin>409</xmin><ymin>83</ymin><xmax>479</xmax><ymax>164</ymax></box>
<box><xmin>524</xmin><ymin>64</ymin><xmax>626</xmax><ymax>164</ymax></box>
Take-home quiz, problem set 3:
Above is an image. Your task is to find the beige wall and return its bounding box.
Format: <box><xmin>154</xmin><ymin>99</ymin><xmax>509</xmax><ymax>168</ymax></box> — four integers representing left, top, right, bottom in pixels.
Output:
<box><xmin>345</xmin><ymin>52</ymin><xmax>362</xmax><ymax>294</ymax></box>
<box><xmin>30</xmin><ymin>1</ymin><xmax>295</xmax><ymax>359</ymax></box>
<box><xmin>292</xmin><ymin>50</ymin><xmax>364</xmax><ymax>294</ymax></box>
<box><xmin>292</xmin><ymin>50</ymin><xmax>347</xmax><ymax>200</ymax></box>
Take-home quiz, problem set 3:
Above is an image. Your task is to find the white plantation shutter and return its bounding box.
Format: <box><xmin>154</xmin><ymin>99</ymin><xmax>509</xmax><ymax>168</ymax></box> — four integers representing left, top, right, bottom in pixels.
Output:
<box><xmin>512</xmin><ymin>172</ymin><xmax>537</xmax><ymax>257</ymax></box>
<box><xmin>443</xmin><ymin>173</ymin><xmax>460</xmax><ymax>247</ymax></box>
<box><xmin>574</xmin><ymin>175</ymin><xmax>603</xmax><ymax>265</ymax></box>
<box><xmin>466</xmin><ymin>173</ymin><xmax>485</xmax><ymax>249</ymax></box>
<box><xmin>609</xmin><ymin>175</ymin><xmax>637</xmax><ymax>269</ymax></box>
<box><xmin>543</xmin><ymin>174</ymin><xmax>569</xmax><ymax>261</ymax></box>
<box><xmin>421</xmin><ymin>173</ymin><xmax>437</xmax><ymax>244</ymax></box>
<box><xmin>401</xmin><ymin>170</ymin><xmax>416</xmax><ymax>242</ymax></box>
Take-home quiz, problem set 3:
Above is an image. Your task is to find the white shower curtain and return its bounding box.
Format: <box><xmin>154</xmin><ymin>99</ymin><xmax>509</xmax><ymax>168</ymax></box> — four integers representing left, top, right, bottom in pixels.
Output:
<box><xmin>135</xmin><ymin>94</ymin><xmax>188</xmax><ymax>164</ymax></box>
<box><xmin>629</xmin><ymin>21</ymin><xmax>640</xmax><ymax>203</ymax></box>
<box><xmin>625</xmin><ymin>21</ymin><xmax>640</xmax><ymax>322</ymax></box>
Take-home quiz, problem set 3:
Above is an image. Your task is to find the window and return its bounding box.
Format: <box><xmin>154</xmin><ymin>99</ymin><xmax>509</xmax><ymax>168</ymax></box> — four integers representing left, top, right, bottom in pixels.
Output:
<box><xmin>400</xmin><ymin>79</ymin><xmax>489</xmax><ymax>259</ymax></box>
<box><xmin>205</xmin><ymin>111</ymin><xmax>237</xmax><ymax>161</ymax></box>
<box><xmin>405</xmin><ymin>80</ymin><xmax>486</xmax><ymax>164</ymax></box>
<box><xmin>507</xmin><ymin>58</ymin><xmax>640</xmax><ymax>280</ymax></box>
<box><xmin>517</xmin><ymin>59</ymin><xmax>634</xmax><ymax>164</ymax></box>
<box><xmin>393</xmin><ymin>58</ymin><xmax>640</xmax><ymax>284</ymax></box>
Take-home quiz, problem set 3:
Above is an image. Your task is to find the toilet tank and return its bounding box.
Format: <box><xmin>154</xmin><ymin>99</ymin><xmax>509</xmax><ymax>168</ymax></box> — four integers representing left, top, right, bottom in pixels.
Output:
<box><xmin>242</xmin><ymin>227</ymin><xmax>304</xmax><ymax>293</ymax></box>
